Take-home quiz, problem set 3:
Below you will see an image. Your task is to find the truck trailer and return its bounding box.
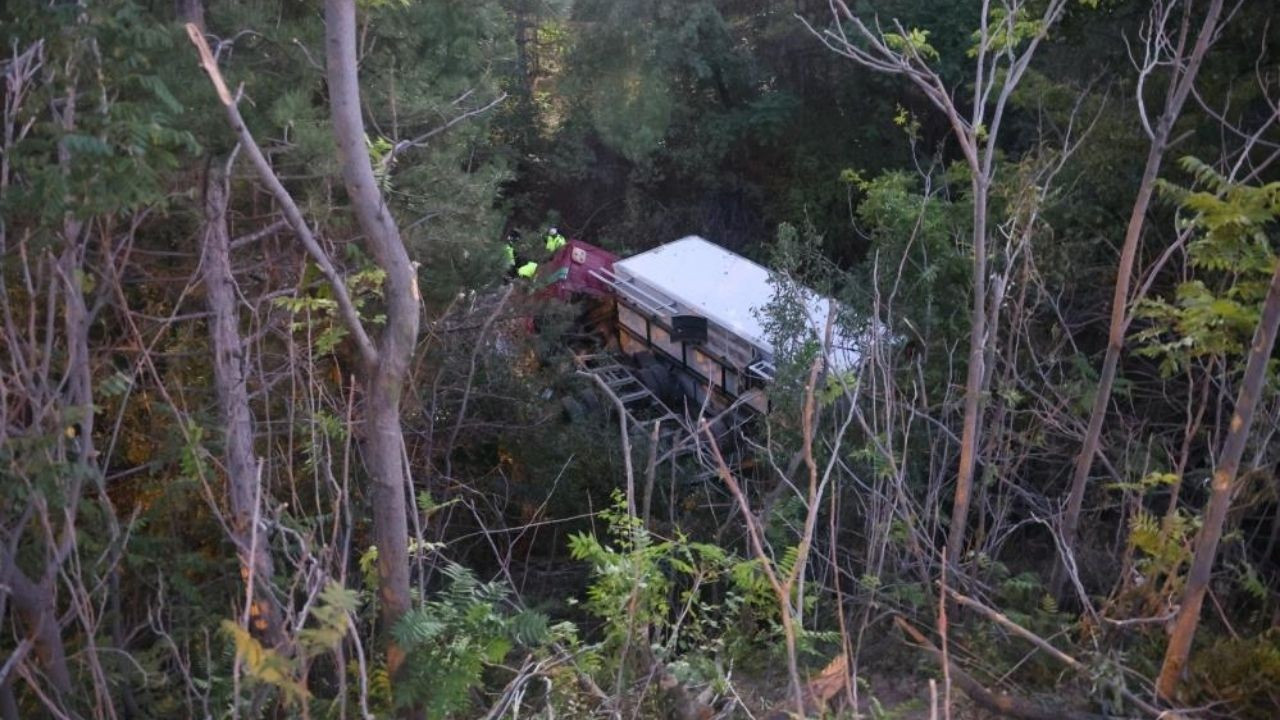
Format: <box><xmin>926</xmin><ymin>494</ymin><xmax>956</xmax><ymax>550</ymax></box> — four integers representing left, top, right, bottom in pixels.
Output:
<box><xmin>541</xmin><ymin>234</ymin><xmax>857</xmax><ymax>421</ymax></box>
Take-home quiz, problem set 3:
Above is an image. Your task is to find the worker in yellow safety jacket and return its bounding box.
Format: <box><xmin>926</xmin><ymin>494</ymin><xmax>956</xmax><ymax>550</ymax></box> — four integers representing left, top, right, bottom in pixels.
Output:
<box><xmin>544</xmin><ymin>226</ymin><xmax>567</xmax><ymax>252</ymax></box>
<box><xmin>504</xmin><ymin>228</ymin><xmax>539</xmax><ymax>279</ymax></box>
<box><xmin>505</xmin><ymin>226</ymin><xmax>564</xmax><ymax>281</ymax></box>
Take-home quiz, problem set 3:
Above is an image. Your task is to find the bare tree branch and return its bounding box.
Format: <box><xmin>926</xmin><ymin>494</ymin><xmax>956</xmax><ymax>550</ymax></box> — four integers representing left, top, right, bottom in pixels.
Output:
<box><xmin>184</xmin><ymin>23</ymin><xmax>378</xmax><ymax>368</ymax></box>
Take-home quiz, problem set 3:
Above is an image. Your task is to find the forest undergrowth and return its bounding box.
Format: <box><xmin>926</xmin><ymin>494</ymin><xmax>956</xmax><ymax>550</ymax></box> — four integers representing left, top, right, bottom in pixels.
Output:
<box><xmin>1</xmin><ymin>0</ymin><xmax>1278</xmax><ymax>718</ymax></box>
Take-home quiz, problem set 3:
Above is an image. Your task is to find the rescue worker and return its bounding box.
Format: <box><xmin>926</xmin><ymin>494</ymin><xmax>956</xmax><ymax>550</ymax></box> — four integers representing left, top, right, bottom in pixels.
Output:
<box><xmin>506</xmin><ymin>225</ymin><xmax>564</xmax><ymax>282</ymax></box>
<box><xmin>503</xmin><ymin>229</ymin><xmax>523</xmax><ymax>278</ymax></box>
<box><xmin>544</xmin><ymin>226</ymin><xmax>567</xmax><ymax>253</ymax></box>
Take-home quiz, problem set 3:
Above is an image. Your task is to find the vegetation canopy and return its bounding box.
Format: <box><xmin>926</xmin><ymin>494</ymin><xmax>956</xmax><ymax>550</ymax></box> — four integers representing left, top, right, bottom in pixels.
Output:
<box><xmin>0</xmin><ymin>0</ymin><xmax>1277</xmax><ymax>718</ymax></box>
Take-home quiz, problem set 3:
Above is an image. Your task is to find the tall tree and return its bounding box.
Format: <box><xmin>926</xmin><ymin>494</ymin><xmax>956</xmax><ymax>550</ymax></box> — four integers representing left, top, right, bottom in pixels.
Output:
<box><xmin>185</xmin><ymin>0</ymin><xmax>423</xmax><ymax>683</ymax></box>
<box><xmin>1154</xmin><ymin>173</ymin><xmax>1280</xmax><ymax>698</ymax></box>
<box><xmin>808</xmin><ymin>0</ymin><xmax>1071</xmax><ymax>566</ymax></box>
<box><xmin>198</xmin><ymin>156</ymin><xmax>288</xmax><ymax>646</ymax></box>
<box><xmin>0</xmin><ymin>36</ymin><xmax>77</xmax><ymax>701</ymax></box>
<box><xmin>175</xmin><ymin>0</ymin><xmax>290</xmax><ymax>651</ymax></box>
<box><xmin>1058</xmin><ymin>0</ymin><xmax>1227</xmax><ymax>590</ymax></box>
<box><xmin>322</xmin><ymin>0</ymin><xmax>422</xmax><ymax>676</ymax></box>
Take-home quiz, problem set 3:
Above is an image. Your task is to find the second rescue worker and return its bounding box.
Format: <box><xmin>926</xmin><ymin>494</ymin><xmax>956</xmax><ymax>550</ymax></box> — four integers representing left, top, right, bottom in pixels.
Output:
<box><xmin>512</xmin><ymin>226</ymin><xmax>568</xmax><ymax>279</ymax></box>
<box><xmin>544</xmin><ymin>226</ymin><xmax>567</xmax><ymax>253</ymax></box>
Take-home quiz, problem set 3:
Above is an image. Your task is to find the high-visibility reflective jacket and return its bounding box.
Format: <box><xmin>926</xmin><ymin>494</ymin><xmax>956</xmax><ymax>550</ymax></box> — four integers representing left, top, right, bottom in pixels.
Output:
<box><xmin>503</xmin><ymin>244</ymin><xmax>516</xmax><ymax>267</ymax></box>
<box><xmin>544</xmin><ymin>232</ymin><xmax>566</xmax><ymax>252</ymax></box>
<box><xmin>516</xmin><ymin>261</ymin><xmax>538</xmax><ymax>278</ymax></box>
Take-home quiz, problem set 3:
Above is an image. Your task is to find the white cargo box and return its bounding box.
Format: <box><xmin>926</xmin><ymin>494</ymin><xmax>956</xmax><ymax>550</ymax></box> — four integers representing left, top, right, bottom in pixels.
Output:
<box><xmin>603</xmin><ymin>236</ymin><xmax>859</xmax><ymax>387</ymax></box>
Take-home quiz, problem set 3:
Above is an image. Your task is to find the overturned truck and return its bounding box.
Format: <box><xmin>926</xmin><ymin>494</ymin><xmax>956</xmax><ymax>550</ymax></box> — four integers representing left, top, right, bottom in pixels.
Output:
<box><xmin>541</xmin><ymin>235</ymin><xmax>857</xmax><ymax>448</ymax></box>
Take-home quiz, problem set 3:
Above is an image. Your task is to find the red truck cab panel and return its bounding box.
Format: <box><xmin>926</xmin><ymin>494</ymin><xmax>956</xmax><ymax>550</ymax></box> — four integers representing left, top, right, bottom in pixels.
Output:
<box><xmin>535</xmin><ymin>239</ymin><xmax>618</xmax><ymax>301</ymax></box>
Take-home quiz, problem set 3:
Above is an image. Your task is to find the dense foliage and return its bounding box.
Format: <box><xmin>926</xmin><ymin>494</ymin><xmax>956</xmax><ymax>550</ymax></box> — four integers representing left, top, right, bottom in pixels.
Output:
<box><xmin>1</xmin><ymin>1</ymin><xmax>1277</xmax><ymax>718</ymax></box>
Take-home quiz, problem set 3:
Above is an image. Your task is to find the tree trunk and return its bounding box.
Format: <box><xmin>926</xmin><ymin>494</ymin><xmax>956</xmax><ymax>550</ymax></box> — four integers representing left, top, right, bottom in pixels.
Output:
<box><xmin>513</xmin><ymin>0</ymin><xmax>532</xmax><ymax>98</ymax></box>
<box><xmin>0</xmin><ymin>113</ymin><xmax>100</xmax><ymax>711</ymax></box>
<box><xmin>3</xmin><ymin>565</ymin><xmax>73</xmax><ymax>698</ymax></box>
<box><xmin>1058</xmin><ymin>0</ymin><xmax>1225</xmax><ymax>593</ymax></box>
<box><xmin>1156</xmin><ymin>254</ymin><xmax>1280</xmax><ymax>698</ymax></box>
<box><xmin>1058</xmin><ymin>147</ymin><xmax>1163</xmax><ymax>581</ymax></box>
<box><xmin>200</xmin><ymin>159</ymin><xmax>287</xmax><ymax>647</ymax></box>
<box><xmin>323</xmin><ymin>0</ymin><xmax>421</xmax><ymax>676</ymax></box>
<box><xmin>184</xmin><ymin>6</ymin><xmax>419</xmax><ymax>690</ymax></box>
<box><xmin>945</xmin><ymin>177</ymin><xmax>988</xmax><ymax>567</ymax></box>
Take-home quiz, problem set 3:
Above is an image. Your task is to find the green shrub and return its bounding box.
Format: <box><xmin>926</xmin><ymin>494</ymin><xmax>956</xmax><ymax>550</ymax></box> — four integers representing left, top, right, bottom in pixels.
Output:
<box><xmin>392</xmin><ymin>563</ymin><xmax>553</xmax><ymax>717</ymax></box>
